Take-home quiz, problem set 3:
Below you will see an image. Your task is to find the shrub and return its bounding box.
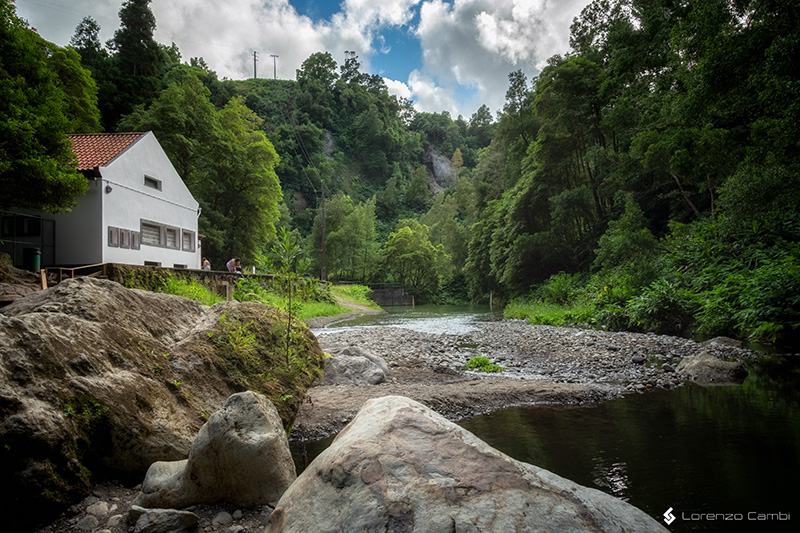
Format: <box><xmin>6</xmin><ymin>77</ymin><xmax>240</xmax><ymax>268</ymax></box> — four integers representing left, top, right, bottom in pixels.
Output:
<box><xmin>626</xmin><ymin>278</ymin><xmax>700</xmax><ymax>334</ymax></box>
<box><xmin>465</xmin><ymin>355</ymin><xmax>504</xmax><ymax>373</ymax></box>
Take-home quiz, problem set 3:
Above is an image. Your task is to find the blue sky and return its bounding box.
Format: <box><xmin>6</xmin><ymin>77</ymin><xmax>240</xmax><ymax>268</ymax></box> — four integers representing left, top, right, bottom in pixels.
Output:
<box><xmin>15</xmin><ymin>0</ymin><xmax>592</xmax><ymax>118</ymax></box>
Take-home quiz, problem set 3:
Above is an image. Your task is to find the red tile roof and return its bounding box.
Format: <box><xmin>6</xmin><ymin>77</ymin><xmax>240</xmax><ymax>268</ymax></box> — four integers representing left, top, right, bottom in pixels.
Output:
<box><xmin>68</xmin><ymin>132</ymin><xmax>146</xmax><ymax>171</ymax></box>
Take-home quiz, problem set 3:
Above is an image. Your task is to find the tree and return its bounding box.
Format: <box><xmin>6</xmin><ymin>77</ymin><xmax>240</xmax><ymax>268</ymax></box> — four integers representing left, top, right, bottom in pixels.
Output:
<box><xmin>0</xmin><ymin>0</ymin><xmax>87</xmax><ymax>211</ymax></box>
<box><xmin>306</xmin><ymin>193</ymin><xmax>377</xmax><ymax>281</ymax></box>
<box><xmin>405</xmin><ymin>166</ymin><xmax>432</xmax><ymax>212</ymax></box>
<box><xmin>197</xmin><ymin>97</ymin><xmax>283</xmax><ymax>265</ymax></box>
<box><xmin>382</xmin><ymin>220</ymin><xmax>449</xmax><ymax>299</ymax></box>
<box><xmin>45</xmin><ymin>44</ymin><xmax>101</xmax><ymax>133</ymax></box>
<box><xmin>105</xmin><ymin>0</ymin><xmax>167</xmax><ymax>128</ymax></box>
<box><xmin>69</xmin><ymin>17</ymin><xmax>108</xmax><ymax>74</ymax></box>
<box><xmin>118</xmin><ymin>70</ymin><xmax>219</xmax><ymax>184</ymax></box>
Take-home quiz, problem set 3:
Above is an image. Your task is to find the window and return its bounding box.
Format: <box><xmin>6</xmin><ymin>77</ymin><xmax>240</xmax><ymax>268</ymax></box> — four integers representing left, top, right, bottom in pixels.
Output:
<box><xmin>143</xmin><ymin>175</ymin><xmax>162</xmax><ymax>191</ymax></box>
<box><xmin>1</xmin><ymin>216</ymin><xmax>14</xmax><ymax>237</ymax></box>
<box><xmin>165</xmin><ymin>227</ymin><xmax>179</xmax><ymax>249</ymax></box>
<box><xmin>108</xmin><ymin>226</ymin><xmax>119</xmax><ymax>247</ymax></box>
<box><xmin>174</xmin><ymin>264</ymin><xmax>187</xmax><ymax>269</ymax></box>
<box><xmin>144</xmin><ymin>261</ymin><xmax>161</xmax><ymax>267</ymax></box>
<box><xmin>131</xmin><ymin>231</ymin><xmax>141</xmax><ymax>250</ymax></box>
<box><xmin>120</xmin><ymin>229</ymin><xmax>131</xmax><ymax>249</ymax></box>
<box><xmin>141</xmin><ymin>221</ymin><xmax>162</xmax><ymax>246</ymax></box>
<box><xmin>181</xmin><ymin>229</ymin><xmax>195</xmax><ymax>252</ymax></box>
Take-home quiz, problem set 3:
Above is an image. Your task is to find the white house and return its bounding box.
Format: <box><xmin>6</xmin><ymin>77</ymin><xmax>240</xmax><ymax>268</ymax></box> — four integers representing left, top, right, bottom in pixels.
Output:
<box><xmin>1</xmin><ymin>132</ymin><xmax>202</xmax><ymax>269</ymax></box>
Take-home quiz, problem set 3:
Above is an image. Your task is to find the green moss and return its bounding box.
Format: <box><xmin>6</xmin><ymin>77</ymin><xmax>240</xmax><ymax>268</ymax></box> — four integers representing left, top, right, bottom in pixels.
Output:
<box><xmin>207</xmin><ymin>304</ymin><xmax>325</xmax><ymax>426</ymax></box>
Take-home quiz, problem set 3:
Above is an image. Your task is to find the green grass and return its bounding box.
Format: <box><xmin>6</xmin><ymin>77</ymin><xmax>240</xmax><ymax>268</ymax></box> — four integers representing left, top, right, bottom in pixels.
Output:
<box><xmin>160</xmin><ymin>278</ymin><xmax>225</xmax><ymax>306</ymax></box>
<box><xmin>157</xmin><ymin>276</ymin><xmax>358</xmax><ymax>321</ymax></box>
<box><xmin>330</xmin><ymin>284</ymin><xmax>380</xmax><ymax>309</ymax></box>
<box><xmin>504</xmin><ymin>300</ymin><xmax>593</xmax><ymax>326</ymax></box>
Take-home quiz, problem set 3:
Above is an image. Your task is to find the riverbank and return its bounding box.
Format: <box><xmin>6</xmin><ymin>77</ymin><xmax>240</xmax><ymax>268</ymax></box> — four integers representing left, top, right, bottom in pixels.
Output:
<box><xmin>302</xmin><ymin>296</ymin><xmax>385</xmax><ymax>328</ymax></box>
<box><xmin>292</xmin><ymin>320</ymin><xmax>757</xmax><ymax>440</ymax></box>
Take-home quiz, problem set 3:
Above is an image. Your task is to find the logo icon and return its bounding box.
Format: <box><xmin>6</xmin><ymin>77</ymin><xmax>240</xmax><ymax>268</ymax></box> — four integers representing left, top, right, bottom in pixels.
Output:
<box><xmin>663</xmin><ymin>507</ymin><xmax>676</xmax><ymax>525</ymax></box>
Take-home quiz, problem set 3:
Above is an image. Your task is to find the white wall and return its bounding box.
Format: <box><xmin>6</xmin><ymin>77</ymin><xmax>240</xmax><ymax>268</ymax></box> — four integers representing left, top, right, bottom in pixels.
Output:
<box><xmin>99</xmin><ymin>132</ymin><xmax>202</xmax><ymax>268</ymax></box>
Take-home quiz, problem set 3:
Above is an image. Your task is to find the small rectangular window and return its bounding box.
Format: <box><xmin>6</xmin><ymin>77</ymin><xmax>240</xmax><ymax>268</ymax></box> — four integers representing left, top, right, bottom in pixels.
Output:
<box><xmin>107</xmin><ymin>226</ymin><xmax>119</xmax><ymax>247</ymax></box>
<box><xmin>174</xmin><ymin>264</ymin><xmax>187</xmax><ymax>269</ymax></box>
<box><xmin>144</xmin><ymin>175</ymin><xmax>162</xmax><ymax>191</ymax></box>
<box><xmin>165</xmin><ymin>227</ymin><xmax>179</xmax><ymax>249</ymax></box>
<box><xmin>1</xmin><ymin>216</ymin><xmax>14</xmax><ymax>237</ymax></box>
<box><xmin>181</xmin><ymin>229</ymin><xmax>195</xmax><ymax>252</ymax></box>
<box><xmin>144</xmin><ymin>261</ymin><xmax>161</xmax><ymax>267</ymax></box>
<box><xmin>120</xmin><ymin>229</ymin><xmax>131</xmax><ymax>249</ymax></box>
<box><xmin>131</xmin><ymin>231</ymin><xmax>141</xmax><ymax>250</ymax></box>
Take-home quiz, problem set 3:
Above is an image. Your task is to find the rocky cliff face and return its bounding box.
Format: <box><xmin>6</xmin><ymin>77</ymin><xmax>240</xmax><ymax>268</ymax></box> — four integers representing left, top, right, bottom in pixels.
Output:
<box><xmin>0</xmin><ymin>277</ymin><xmax>324</xmax><ymax>529</ymax></box>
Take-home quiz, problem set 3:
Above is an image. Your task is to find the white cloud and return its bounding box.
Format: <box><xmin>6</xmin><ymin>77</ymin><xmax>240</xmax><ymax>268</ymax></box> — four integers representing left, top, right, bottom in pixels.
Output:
<box><xmin>343</xmin><ymin>0</ymin><xmax>420</xmax><ymax>27</ymax></box>
<box><xmin>16</xmin><ymin>0</ymin><xmax>591</xmax><ymax>118</ymax></box>
<box><xmin>408</xmin><ymin>70</ymin><xmax>458</xmax><ymax>116</ymax></box>
<box><xmin>414</xmin><ymin>0</ymin><xmax>591</xmax><ymax>117</ymax></box>
<box><xmin>383</xmin><ymin>77</ymin><xmax>412</xmax><ymax>100</ymax></box>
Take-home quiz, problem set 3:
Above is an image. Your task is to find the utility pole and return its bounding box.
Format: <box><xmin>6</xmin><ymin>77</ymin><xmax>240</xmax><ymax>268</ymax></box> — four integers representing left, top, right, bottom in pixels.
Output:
<box><xmin>253</xmin><ymin>51</ymin><xmax>258</xmax><ymax>78</ymax></box>
<box><xmin>320</xmin><ymin>181</ymin><xmax>327</xmax><ymax>282</ymax></box>
<box><xmin>270</xmin><ymin>54</ymin><xmax>278</xmax><ymax>79</ymax></box>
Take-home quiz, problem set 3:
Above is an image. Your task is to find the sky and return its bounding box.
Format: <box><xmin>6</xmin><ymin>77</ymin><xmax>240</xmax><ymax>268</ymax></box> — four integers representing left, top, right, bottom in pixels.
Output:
<box><xmin>15</xmin><ymin>0</ymin><xmax>593</xmax><ymax>119</ymax></box>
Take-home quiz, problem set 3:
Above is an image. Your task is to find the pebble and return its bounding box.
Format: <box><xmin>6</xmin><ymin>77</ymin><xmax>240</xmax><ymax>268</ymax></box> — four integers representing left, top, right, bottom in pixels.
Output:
<box><xmin>316</xmin><ymin>321</ymin><xmax>756</xmax><ymax>394</ymax></box>
<box><xmin>212</xmin><ymin>511</ymin><xmax>233</xmax><ymax>527</ymax></box>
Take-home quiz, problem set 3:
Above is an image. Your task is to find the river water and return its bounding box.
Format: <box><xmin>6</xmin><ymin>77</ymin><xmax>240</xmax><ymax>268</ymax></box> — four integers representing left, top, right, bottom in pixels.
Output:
<box><xmin>299</xmin><ymin>306</ymin><xmax>800</xmax><ymax>531</ymax></box>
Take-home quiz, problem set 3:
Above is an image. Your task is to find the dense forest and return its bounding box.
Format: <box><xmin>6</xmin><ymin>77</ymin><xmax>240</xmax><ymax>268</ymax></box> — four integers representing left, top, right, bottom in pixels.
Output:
<box><xmin>2</xmin><ymin>0</ymin><xmax>798</xmax><ymax>345</ymax></box>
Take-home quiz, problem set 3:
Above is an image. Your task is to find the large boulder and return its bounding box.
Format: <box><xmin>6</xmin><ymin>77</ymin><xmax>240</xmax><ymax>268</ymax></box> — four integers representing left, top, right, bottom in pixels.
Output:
<box><xmin>676</xmin><ymin>352</ymin><xmax>747</xmax><ymax>384</ymax></box>
<box><xmin>135</xmin><ymin>391</ymin><xmax>296</xmax><ymax>508</ymax></box>
<box><xmin>0</xmin><ymin>277</ymin><xmax>324</xmax><ymax>529</ymax></box>
<box><xmin>268</xmin><ymin>395</ymin><xmax>668</xmax><ymax>532</ymax></box>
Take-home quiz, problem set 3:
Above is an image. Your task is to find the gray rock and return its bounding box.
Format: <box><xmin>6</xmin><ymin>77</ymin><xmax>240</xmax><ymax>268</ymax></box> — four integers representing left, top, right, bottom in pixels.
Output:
<box><xmin>268</xmin><ymin>395</ymin><xmax>668</xmax><ymax>533</ymax></box>
<box><xmin>212</xmin><ymin>511</ymin><xmax>233</xmax><ymax>527</ymax></box>
<box><xmin>133</xmin><ymin>507</ymin><xmax>198</xmax><ymax>533</ymax></box>
<box><xmin>135</xmin><ymin>391</ymin><xmax>296</xmax><ymax>509</ymax></box>
<box><xmin>73</xmin><ymin>515</ymin><xmax>99</xmax><ymax>530</ymax></box>
<box><xmin>86</xmin><ymin>500</ymin><xmax>109</xmax><ymax>516</ymax></box>
<box><xmin>676</xmin><ymin>352</ymin><xmax>747</xmax><ymax>383</ymax></box>
<box><xmin>339</xmin><ymin>346</ymin><xmax>390</xmax><ymax>375</ymax></box>
<box><xmin>106</xmin><ymin>514</ymin><xmax>123</xmax><ymax>528</ymax></box>
<box><xmin>322</xmin><ymin>353</ymin><xmax>386</xmax><ymax>385</ymax></box>
<box><xmin>631</xmin><ymin>355</ymin><xmax>646</xmax><ymax>364</ymax></box>
<box><xmin>703</xmin><ymin>336</ymin><xmax>743</xmax><ymax>348</ymax></box>
<box><xmin>232</xmin><ymin>509</ymin><xmax>243</xmax><ymax>520</ymax></box>
<box><xmin>0</xmin><ymin>276</ymin><xmax>325</xmax><ymax>527</ymax></box>
<box><xmin>662</xmin><ymin>364</ymin><xmax>676</xmax><ymax>373</ymax></box>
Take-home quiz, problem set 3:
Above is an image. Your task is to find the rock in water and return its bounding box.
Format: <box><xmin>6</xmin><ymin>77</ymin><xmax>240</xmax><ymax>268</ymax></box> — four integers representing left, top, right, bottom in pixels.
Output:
<box><xmin>268</xmin><ymin>395</ymin><xmax>668</xmax><ymax>532</ymax></box>
<box><xmin>135</xmin><ymin>391</ymin><xmax>296</xmax><ymax>508</ymax></box>
<box><xmin>676</xmin><ymin>352</ymin><xmax>747</xmax><ymax>384</ymax></box>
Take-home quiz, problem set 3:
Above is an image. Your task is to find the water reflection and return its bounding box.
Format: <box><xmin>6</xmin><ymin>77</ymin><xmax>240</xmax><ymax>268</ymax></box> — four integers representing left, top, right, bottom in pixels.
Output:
<box><xmin>456</xmin><ymin>363</ymin><xmax>800</xmax><ymax>532</ymax></box>
<box><xmin>591</xmin><ymin>455</ymin><xmax>631</xmax><ymax>501</ymax></box>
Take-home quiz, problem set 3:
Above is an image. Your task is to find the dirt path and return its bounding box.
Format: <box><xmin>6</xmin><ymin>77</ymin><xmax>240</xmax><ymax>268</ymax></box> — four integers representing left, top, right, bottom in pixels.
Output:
<box><xmin>302</xmin><ymin>296</ymin><xmax>385</xmax><ymax>329</ymax></box>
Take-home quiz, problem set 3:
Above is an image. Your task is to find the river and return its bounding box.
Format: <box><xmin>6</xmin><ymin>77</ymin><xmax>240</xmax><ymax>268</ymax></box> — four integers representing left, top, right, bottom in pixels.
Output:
<box><xmin>297</xmin><ymin>305</ymin><xmax>800</xmax><ymax>532</ymax></box>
